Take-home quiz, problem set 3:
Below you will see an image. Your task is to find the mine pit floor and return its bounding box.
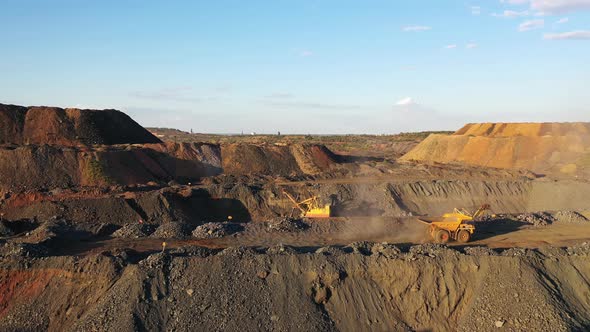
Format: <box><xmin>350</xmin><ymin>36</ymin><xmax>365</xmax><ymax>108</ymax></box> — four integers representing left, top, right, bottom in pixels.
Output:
<box><xmin>51</xmin><ymin>218</ymin><xmax>590</xmax><ymax>257</ymax></box>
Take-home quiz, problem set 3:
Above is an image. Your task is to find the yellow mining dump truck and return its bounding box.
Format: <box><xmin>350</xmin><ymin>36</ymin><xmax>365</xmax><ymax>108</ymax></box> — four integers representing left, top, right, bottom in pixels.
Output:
<box><xmin>282</xmin><ymin>190</ymin><xmax>331</xmax><ymax>218</ymax></box>
<box><xmin>417</xmin><ymin>204</ymin><xmax>491</xmax><ymax>243</ymax></box>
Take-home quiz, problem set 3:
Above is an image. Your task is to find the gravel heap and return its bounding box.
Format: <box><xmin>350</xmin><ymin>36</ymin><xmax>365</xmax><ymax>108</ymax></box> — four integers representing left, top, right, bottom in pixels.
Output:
<box><xmin>112</xmin><ymin>223</ymin><xmax>156</xmax><ymax>238</ymax></box>
<box><xmin>266</xmin><ymin>244</ymin><xmax>297</xmax><ymax>255</ymax></box>
<box><xmin>371</xmin><ymin>242</ymin><xmax>402</xmax><ymax>258</ymax></box>
<box><xmin>553</xmin><ymin>211</ymin><xmax>589</xmax><ymax>223</ymax></box>
<box><xmin>151</xmin><ymin>222</ymin><xmax>191</xmax><ymax>239</ymax></box>
<box><xmin>408</xmin><ymin>243</ymin><xmax>458</xmax><ymax>258</ymax></box>
<box><xmin>192</xmin><ymin>222</ymin><xmax>244</xmax><ymax>239</ymax></box>
<box><xmin>464</xmin><ymin>246</ymin><xmax>498</xmax><ymax>256</ymax></box>
<box><xmin>26</xmin><ymin>219</ymin><xmax>70</xmax><ymax>244</ymax></box>
<box><xmin>566</xmin><ymin>242</ymin><xmax>590</xmax><ymax>256</ymax></box>
<box><xmin>517</xmin><ymin>212</ymin><xmax>555</xmax><ymax>226</ymax></box>
<box><xmin>346</xmin><ymin>241</ymin><xmax>375</xmax><ymax>255</ymax></box>
<box><xmin>0</xmin><ymin>242</ymin><xmax>48</xmax><ymax>258</ymax></box>
<box><xmin>171</xmin><ymin>245</ymin><xmax>218</xmax><ymax>257</ymax></box>
<box><xmin>266</xmin><ymin>217</ymin><xmax>308</xmax><ymax>232</ymax></box>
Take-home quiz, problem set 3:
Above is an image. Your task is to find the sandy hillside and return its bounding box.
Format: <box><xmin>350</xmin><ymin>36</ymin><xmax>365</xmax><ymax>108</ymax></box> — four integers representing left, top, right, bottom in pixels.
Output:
<box><xmin>401</xmin><ymin>122</ymin><xmax>590</xmax><ymax>177</ymax></box>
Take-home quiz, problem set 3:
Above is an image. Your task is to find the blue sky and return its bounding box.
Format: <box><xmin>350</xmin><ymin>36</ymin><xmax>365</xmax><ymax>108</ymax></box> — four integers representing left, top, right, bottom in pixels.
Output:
<box><xmin>1</xmin><ymin>0</ymin><xmax>589</xmax><ymax>134</ymax></box>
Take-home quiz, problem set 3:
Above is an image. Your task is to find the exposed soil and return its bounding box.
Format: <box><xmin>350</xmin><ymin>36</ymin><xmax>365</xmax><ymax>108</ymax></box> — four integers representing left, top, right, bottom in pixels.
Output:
<box><xmin>2</xmin><ymin>106</ymin><xmax>590</xmax><ymax>331</ymax></box>
<box><xmin>401</xmin><ymin>122</ymin><xmax>590</xmax><ymax>178</ymax></box>
<box><xmin>0</xmin><ymin>103</ymin><xmax>162</xmax><ymax>146</ymax></box>
<box><xmin>221</xmin><ymin>143</ymin><xmax>338</xmax><ymax>176</ymax></box>
<box><xmin>0</xmin><ymin>241</ymin><xmax>589</xmax><ymax>331</ymax></box>
<box><xmin>0</xmin><ymin>143</ymin><xmax>223</xmax><ymax>191</ymax></box>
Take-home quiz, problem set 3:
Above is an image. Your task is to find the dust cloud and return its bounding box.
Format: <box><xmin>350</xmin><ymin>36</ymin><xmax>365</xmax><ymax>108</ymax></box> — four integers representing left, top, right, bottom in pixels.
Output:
<box><xmin>335</xmin><ymin>217</ymin><xmax>430</xmax><ymax>244</ymax></box>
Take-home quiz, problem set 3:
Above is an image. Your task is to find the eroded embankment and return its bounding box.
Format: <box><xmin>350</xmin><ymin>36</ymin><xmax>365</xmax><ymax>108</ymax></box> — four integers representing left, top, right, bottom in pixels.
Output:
<box><xmin>0</xmin><ymin>244</ymin><xmax>589</xmax><ymax>331</ymax></box>
<box><xmin>3</xmin><ymin>178</ymin><xmax>590</xmax><ymax>226</ymax></box>
<box><xmin>0</xmin><ymin>187</ymin><xmax>253</xmax><ymax>227</ymax></box>
<box><xmin>0</xmin><ymin>142</ymin><xmax>341</xmax><ymax>192</ymax></box>
<box><xmin>220</xmin><ymin>143</ymin><xmax>338</xmax><ymax>176</ymax></box>
<box><xmin>207</xmin><ymin>178</ymin><xmax>590</xmax><ymax>219</ymax></box>
<box><xmin>0</xmin><ymin>143</ymin><xmax>222</xmax><ymax>190</ymax></box>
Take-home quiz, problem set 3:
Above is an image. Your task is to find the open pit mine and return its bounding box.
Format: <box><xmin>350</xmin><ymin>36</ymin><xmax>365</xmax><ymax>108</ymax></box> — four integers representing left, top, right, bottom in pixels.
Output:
<box><xmin>1</xmin><ymin>103</ymin><xmax>590</xmax><ymax>331</ymax></box>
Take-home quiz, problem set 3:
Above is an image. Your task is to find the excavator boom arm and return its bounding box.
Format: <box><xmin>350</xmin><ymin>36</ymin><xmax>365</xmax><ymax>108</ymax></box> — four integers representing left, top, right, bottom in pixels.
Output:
<box><xmin>282</xmin><ymin>190</ymin><xmax>307</xmax><ymax>214</ymax></box>
<box><xmin>472</xmin><ymin>204</ymin><xmax>491</xmax><ymax>219</ymax></box>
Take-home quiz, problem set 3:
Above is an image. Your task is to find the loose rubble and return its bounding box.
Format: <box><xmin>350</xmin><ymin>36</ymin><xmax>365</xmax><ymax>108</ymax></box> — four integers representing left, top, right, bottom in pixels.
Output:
<box><xmin>112</xmin><ymin>223</ymin><xmax>157</xmax><ymax>238</ymax></box>
<box><xmin>517</xmin><ymin>212</ymin><xmax>555</xmax><ymax>226</ymax></box>
<box><xmin>1</xmin><ymin>243</ymin><xmax>589</xmax><ymax>332</ymax></box>
<box><xmin>553</xmin><ymin>211</ymin><xmax>589</xmax><ymax>223</ymax></box>
<box><xmin>192</xmin><ymin>222</ymin><xmax>244</xmax><ymax>239</ymax></box>
<box><xmin>266</xmin><ymin>217</ymin><xmax>308</xmax><ymax>232</ymax></box>
<box><xmin>151</xmin><ymin>222</ymin><xmax>191</xmax><ymax>239</ymax></box>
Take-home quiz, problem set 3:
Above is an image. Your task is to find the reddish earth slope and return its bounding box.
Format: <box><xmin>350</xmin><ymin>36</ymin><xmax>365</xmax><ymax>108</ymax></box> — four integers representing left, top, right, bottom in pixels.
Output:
<box><xmin>221</xmin><ymin>143</ymin><xmax>338</xmax><ymax>176</ymax></box>
<box><xmin>0</xmin><ymin>141</ymin><xmax>342</xmax><ymax>191</ymax></box>
<box><xmin>0</xmin><ymin>103</ymin><xmax>161</xmax><ymax>146</ymax></box>
<box><xmin>0</xmin><ymin>144</ymin><xmax>222</xmax><ymax>191</ymax></box>
<box><xmin>401</xmin><ymin>122</ymin><xmax>590</xmax><ymax>177</ymax></box>
<box><xmin>0</xmin><ymin>103</ymin><xmax>345</xmax><ymax>191</ymax></box>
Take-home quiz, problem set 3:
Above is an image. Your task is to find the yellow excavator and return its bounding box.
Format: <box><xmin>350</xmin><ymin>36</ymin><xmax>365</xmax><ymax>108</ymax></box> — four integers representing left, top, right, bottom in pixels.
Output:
<box><xmin>282</xmin><ymin>190</ymin><xmax>331</xmax><ymax>218</ymax></box>
<box><xmin>417</xmin><ymin>204</ymin><xmax>491</xmax><ymax>243</ymax></box>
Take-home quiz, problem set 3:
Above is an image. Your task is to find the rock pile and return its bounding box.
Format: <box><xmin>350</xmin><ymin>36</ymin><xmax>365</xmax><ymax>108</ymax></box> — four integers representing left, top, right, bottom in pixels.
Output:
<box><xmin>553</xmin><ymin>211</ymin><xmax>589</xmax><ymax>223</ymax></box>
<box><xmin>0</xmin><ymin>242</ymin><xmax>48</xmax><ymax>257</ymax></box>
<box><xmin>517</xmin><ymin>212</ymin><xmax>555</xmax><ymax>226</ymax></box>
<box><xmin>192</xmin><ymin>222</ymin><xmax>244</xmax><ymax>239</ymax></box>
<box><xmin>151</xmin><ymin>222</ymin><xmax>191</xmax><ymax>239</ymax></box>
<box><xmin>112</xmin><ymin>223</ymin><xmax>156</xmax><ymax>238</ymax></box>
<box><xmin>266</xmin><ymin>217</ymin><xmax>308</xmax><ymax>232</ymax></box>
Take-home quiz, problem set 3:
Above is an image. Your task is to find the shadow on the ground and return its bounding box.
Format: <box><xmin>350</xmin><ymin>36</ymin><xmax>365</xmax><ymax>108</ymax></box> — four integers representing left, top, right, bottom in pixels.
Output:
<box><xmin>471</xmin><ymin>218</ymin><xmax>526</xmax><ymax>242</ymax></box>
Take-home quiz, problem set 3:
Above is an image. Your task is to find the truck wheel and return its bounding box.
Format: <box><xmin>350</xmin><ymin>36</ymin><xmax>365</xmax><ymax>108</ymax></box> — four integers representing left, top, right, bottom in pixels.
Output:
<box><xmin>429</xmin><ymin>225</ymin><xmax>437</xmax><ymax>238</ymax></box>
<box><xmin>435</xmin><ymin>229</ymin><xmax>450</xmax><ymax>243</ymax></box>
<box><xmin>457</xmin><ymin>230</ymin><xmax>471</xmax><ymax>243</ymax></box>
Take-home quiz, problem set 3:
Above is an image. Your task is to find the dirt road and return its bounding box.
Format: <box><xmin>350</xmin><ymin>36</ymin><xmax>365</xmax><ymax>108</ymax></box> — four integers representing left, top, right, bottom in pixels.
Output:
<box><xmin>56</xmin><ymin>218</ymin><xmax>590</xmax><ymax>257</ymax></box>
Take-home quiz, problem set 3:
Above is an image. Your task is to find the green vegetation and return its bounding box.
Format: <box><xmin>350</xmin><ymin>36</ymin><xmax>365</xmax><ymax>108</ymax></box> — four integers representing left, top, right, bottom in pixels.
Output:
<box><xmin>85</xmin><ymin>158</ymin><xmax>114</xmax><ymax>184</ymax></box>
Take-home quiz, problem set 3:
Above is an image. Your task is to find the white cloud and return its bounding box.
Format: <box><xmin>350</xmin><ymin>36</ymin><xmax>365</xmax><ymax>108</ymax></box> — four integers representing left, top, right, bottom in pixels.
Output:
<box><xmin>402</xmin><ymin>25</ymin><xmax>432</xmax><ymax>32</ymax></box>
<box><xmin>544</xmin><ymin>30</ymin><xmax>590</xmax><ymax>39</ymax></box>
<box><xmin>396</xmin><ymin>97</ymin><xmax>416</xmax><ymax>106</ymax></box>
<box><xmin>466</xmin><ymin>43</ymin><xmax>478</xmax><ymax>48</ymax></box>
<box><xmin>530</xmin><ymin>0</ymin><xmax>590</xmax><ymax>14</ymax></box>
<box><xmin>471</xmin><ymin>6</ymin><xmax>481</xmax><ymax>15</ymax></box>
<box><xmin>518</xmin><ymin>19</ymin><xmax>545</xmax><ymax>31</ymax></box>
<box><xmin>501</xmin><ymin>0</ymin><xmax>529</xmax><ymax>4</ymax></box>
<box><xmin>444</xmin><ymin>44</ymin><xmax>458</xmax><ymax>49</ymax></box>
<box><xmin>265</xmin><ymin>93</ymin><xmax>294</xmax><ymax>99</ymax></box>
<box><xmin>492</xmin><ymin>10</ymin><xmax>530</xmax><ymax>17</ymax></box>
<box><xmin>502</xmin><ymin>0</ymin><xmax>590</xmax><ymax>14</ymax></box>
<box><xmin>556</xmin><ymin>17</ymin><xmax>569</xmax><ymax>23</ymax></box>
<box><xmin>300</xmin><ymin>50</ymin><xmax>313</xmax><ymax>57</ymax></box>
